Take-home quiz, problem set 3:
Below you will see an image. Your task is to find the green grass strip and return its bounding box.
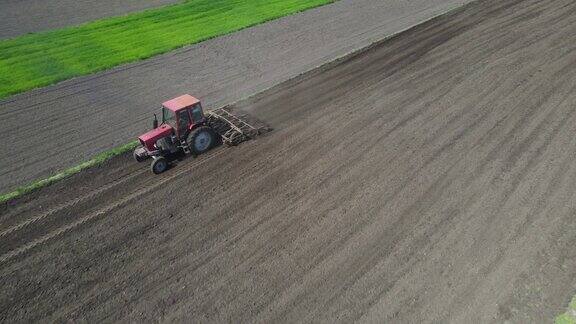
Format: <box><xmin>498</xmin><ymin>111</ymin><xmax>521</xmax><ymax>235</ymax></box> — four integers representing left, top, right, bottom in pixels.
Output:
<box><xmin>0</xmin><ymin>141</ymin><xmax>138</xmax><ymax>204</ymax></box>
<box><xmin>0</xmin><ymin>0</ymin><xmax>334</xmax><ymax>99</ymax></box>
<box><xmin>556</xmin><ymin>295</ymin><xmax>576</xmax><ymax>324</ymax></box>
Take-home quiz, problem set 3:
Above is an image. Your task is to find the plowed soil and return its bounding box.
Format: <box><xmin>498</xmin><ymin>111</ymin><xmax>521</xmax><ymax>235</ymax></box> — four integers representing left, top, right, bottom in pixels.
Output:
<box><xmin>1</xmin><ymin>0</ymin><xmax>576</xmax><ymax>322</ymax></box>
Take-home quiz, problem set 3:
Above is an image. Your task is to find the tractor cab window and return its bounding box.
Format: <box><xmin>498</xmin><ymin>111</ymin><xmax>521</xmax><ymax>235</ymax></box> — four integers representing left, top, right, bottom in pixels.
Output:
<box><xmin>162</xmin><ymin>107</ymin><xmax>176</xmax><ymax>127</ymax></box>
<box><xmin>177</xmin><ymin>110</ymin><xmax>191</xmax><ymax>135</ymax></box>
<box><xmin>191</xmin><ymin>104</ymin><xmax>203</xmax><ymax>123</ymax></box>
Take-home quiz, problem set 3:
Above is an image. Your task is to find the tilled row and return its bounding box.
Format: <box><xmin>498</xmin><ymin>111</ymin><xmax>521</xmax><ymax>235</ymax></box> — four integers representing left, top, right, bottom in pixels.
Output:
<box><xmin>0</xmin><ymin>149</ymin><xmax>228</xmax><ymax>264</ymax></box>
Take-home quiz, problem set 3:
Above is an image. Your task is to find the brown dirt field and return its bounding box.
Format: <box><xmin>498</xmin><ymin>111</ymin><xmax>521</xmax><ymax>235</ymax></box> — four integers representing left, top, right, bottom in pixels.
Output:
<box><xmin>1</xmin><ymin>0</ymin><xmax>576</xmax><ymax>322</ymax></box>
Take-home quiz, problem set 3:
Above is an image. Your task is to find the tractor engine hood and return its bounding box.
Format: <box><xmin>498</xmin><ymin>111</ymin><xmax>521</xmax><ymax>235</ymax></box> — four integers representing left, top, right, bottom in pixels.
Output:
<box><xmin>138</xmin><ymin>124</ymin><xmax>174</xmax><ymax>151</ymax></box>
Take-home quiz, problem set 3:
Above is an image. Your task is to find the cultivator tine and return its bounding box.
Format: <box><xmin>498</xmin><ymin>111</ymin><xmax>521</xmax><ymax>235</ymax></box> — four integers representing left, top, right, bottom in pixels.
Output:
<box><xmin>206</xmin><ymin>107</ymin><xmax>263</xmax><ymax>146</ymax></box>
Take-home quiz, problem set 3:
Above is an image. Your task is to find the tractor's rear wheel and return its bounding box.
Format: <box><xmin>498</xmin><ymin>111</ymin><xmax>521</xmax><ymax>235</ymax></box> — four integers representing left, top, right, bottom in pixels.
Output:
<box><xmin>151</xmin><ymin>157</ymin><xmax>168</xmax><ymax>174</ymax></box>
<box><xmin>187</xmin><ymin>126</ymin><xmax>215</xmax><ymax>155</ymax></box>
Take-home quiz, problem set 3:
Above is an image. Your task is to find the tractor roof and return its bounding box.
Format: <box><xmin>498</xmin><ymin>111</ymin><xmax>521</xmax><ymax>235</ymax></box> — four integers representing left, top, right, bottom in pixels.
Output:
<box><xmin>162</xmin><ymin>94</ymin><xmax>200</xmax><ymax>112</ymax></box>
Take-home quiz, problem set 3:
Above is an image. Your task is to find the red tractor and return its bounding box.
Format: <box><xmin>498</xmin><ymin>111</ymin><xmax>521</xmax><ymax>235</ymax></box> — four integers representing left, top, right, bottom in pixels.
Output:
<box><xmin>134</xmin><ymin>94</ymin><xmax>260</xmax><ymax>174</ymax></box>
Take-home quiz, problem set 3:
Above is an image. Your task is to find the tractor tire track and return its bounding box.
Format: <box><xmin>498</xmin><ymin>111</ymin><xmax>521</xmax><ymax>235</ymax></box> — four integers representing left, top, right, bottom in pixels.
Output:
<box><xmin>0</xmin><ymin>170</ymin><xmax>146</xmax><ymax>239</ymax></box>
<box><xmin>0</xmin><ymin>149</ymin><xmax>227</xmax><ymax>264</ymax></box>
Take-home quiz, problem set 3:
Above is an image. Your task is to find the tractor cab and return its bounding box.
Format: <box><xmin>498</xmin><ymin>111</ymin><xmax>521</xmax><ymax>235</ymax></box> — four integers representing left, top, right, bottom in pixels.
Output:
<box><xmin>160</xmin><ymin>94</ymin><xmax>206</xmax><ymax>138</ymax></box>
<box><xmin>137</xmin><ymin>94</ymin><xmax>208</xmax><ymax>153</ymax></box>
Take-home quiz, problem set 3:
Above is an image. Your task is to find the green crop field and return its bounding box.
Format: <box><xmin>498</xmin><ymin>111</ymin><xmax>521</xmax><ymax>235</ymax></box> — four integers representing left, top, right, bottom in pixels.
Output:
<box><xmin>557</xmin><ymin>295</ymin><xmax>576</xmax><ymax>324</ymax></box>
<box><xmin>0</xmin><ymin>0</ymin><xmax>334</xmax><ymax>100</ymax></box>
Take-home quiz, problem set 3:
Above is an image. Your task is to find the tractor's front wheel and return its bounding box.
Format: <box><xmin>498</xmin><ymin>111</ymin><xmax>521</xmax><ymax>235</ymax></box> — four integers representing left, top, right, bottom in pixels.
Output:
<box><xmin>187</xmin><ymin>126</ymin><xmax>216</xmax><ymax>155</ymax></box>
<box><xmin>150</xmin><ymin>157</ymin><xmax>168</xmax><ymax>174</ymax></box>
<box><xmin>133</xmin><ymin>148</ymin><xmax>146</xmax><ymax>162</ymax></box>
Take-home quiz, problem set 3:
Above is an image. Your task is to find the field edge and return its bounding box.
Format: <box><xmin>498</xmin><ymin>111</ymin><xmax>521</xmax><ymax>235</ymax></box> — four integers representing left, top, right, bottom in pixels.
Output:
<box><xmin>556</xmin><ymin>296</ymin><xmax>576</xmax><ymax>324</ymax></box>
<box><xmin>0</xmin><ymin>0</ymin><xmax>336</xmax><ymax>100</ymax></box>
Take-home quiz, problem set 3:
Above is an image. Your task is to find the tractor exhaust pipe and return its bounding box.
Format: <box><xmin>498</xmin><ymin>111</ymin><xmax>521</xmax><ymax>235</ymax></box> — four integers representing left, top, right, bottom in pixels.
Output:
<box><xmin>152</xmin><ymin>114</ymin><xmax>159</xmax><ymax>129</ymax></box>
